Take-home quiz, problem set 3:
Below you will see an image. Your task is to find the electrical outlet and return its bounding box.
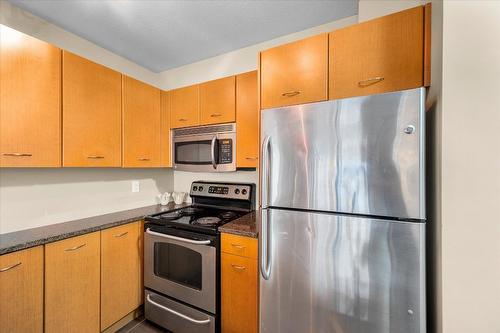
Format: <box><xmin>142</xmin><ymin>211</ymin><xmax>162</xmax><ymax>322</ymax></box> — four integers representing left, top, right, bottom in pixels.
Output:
<box><xmin>131</xmin><ymin>180</ymin><xmax>140</xmax><ymax>193</ymax></box>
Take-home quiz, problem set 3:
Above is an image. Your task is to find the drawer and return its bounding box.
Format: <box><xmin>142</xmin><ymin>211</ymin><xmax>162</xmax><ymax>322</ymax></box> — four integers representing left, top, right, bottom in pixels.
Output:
<box><xmin>221</xmin><ymin>233</ymin><xmax>257</xmax><ymax>259</ymax></box>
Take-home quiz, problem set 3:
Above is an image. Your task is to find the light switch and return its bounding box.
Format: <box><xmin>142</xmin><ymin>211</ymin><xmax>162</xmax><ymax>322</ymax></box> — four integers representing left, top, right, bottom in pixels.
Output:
<box><xmin>131</xmin><ymin>180</ymin><xmax>140</xmax><ymax>193</ymax></box>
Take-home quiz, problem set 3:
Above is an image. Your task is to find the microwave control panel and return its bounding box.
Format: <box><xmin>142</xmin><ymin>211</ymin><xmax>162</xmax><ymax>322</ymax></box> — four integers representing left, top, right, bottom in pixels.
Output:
<box><xmin>218</xmin><ymin>139</ymin><xmax>232</xmax><ymax>164</ymax></box>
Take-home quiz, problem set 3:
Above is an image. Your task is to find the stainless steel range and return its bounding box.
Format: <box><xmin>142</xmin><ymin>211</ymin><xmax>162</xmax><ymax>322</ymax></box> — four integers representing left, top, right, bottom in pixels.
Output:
<box><xmin>144</xmin><ymin>181</ymin><xmax>255</xmax><ymax>333</ymax></box>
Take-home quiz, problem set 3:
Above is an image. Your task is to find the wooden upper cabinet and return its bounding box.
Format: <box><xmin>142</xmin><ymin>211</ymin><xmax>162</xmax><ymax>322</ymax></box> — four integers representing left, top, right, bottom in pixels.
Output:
<box><xmin>200</xmin><ymin>76</ymin><xmax>236</xmax><ymax>125</ymax></box>
<box><xmin>236</xmin><ymin>71</ymin><xmax>259</xmax><ymax>168</ymax></box>
<box><xmin>0</xmin><ymin>26</ymin><xmax>61</xmax><ymax>167</ymax></box>
<box><xmin>122</xmin><ymin>76</ymin><xmax>161</xmax><ymax>167</ymax></box>
<box><xmin>0</xmin><ymin>246</ymin><xmax>44</xmax><ymax>333</ymax></box>
<box><xmin>260</xmin><ymin>33</ymin><xmax>328</xmax><ymax>109</ymax></box>
<box><xmin>45</xmin><ymin>232</ymin><xmax>100</xmax><ymax>333</ymax></box>
<box><xmin>101</xmin><ymin>222</ymin><xmax>142</xmax><ymax>330</ymax></box>
<box><xmin>160</xmin><ymin>91</ymin><xmax>172</xmax><ymax>167</ymax></box>
<box><xmin>170</xmin><ymin>85</ymin><xmax>200</xmax><ymax>128</ymax></box>
<box><xmin>62</xmin><ymin>51</ymin><xmax>122</xmax><ymax>167</ymax></box>
<box><xmin>329</xmin><ymin>5</ymin><xmax>426</xmax><ymax>99</ymax></box>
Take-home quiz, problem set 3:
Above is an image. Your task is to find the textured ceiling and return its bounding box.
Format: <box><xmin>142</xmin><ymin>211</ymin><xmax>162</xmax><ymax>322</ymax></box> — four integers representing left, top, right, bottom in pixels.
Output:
<box><xmin>9</xmin><ymin>0</ymin><xmax>358</xmax><ymax>72</ymax></box>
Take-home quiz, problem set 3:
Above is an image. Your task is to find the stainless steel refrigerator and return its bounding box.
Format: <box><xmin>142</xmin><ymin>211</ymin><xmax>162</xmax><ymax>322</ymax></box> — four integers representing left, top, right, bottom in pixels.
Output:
<box><xmin>260</xmin><ymin>88</ymin><xmax>426</xmax><ymax>333</ymax></box>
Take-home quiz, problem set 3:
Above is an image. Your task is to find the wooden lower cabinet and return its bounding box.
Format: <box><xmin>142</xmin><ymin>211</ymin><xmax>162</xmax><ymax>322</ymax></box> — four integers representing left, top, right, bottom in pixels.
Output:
<box><xmin>45</xmin><ymin>232</ymin><xmax>100</xmax><ymax>333</ymax></box>
<box><xmin>0</xmin><ymin>246</ymin><xmax>44</xmax><ymax>333</ymax></box>
<box><xmin>221</xmin><ymin>234</ymin><xmax>258</xmax><ymax>333</ymax></box>
<box><xmin>100</xmin><ymin>222</ymin><xmax>142</xmax><ymax>330</ymax></box>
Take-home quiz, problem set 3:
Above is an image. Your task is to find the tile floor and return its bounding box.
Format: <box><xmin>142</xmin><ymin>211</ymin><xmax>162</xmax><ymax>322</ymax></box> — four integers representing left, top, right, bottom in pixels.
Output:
<box><xmin>117</xmin><ymin>316</ymin><xmax>168</xmax><ymax>333</ymax></box>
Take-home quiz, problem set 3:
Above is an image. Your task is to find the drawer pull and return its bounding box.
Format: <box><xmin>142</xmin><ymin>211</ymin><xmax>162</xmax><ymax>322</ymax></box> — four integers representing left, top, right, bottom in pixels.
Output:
<box><xmin>231</xmin><ymin>243</ymin><xmax>246</xmax><ymax>249</ymax></box>
<box><xmin>65</xmin><ymin>243</ymin><xmax>86</xmax><ymax>252</ymax></box>
<box><xmin>179</xmin><ymin>118</ymin><xmax>188</xmax><ymax>122</ymax></box>
<box><xmin>245</xmin><ymin>157</ymin><xmax>258</xmax><ymax>160</ymax></box>
<box><xmin>114</xmin><ymin>231</ymin><xmax>129</xmax><ymax>238</ymax></box>
<box><xmin>138</xmin><ymin>157</ymin><xmax>150</xmax><ymax>161</ymax></box>
<box><xmin>0</xmin><ymin>262</ymin><xmax>22</xmax><ymax>272</ymax></box>
<box><xmin>358</xmin><ymin>77</ymin><xmax>384</xmax><ymax>87</ymax></box>
<box><xmin>146</xmin><ymin>294</ymin><xmax>211</xmax><ymax>325</ymax></box>
<box><xmin>231</xmin><ymin>264</ymin><xmax>246</xmax><ymax>271</ymax></box>
<box><xmin>2</xmin><ymin>153</ymin><xmax>32</xmax><ymax>157</ymax></box>
<box><xmin>87</xmin><ymin>155</ymin><xmax>104</xmax><ymax>159</ymax></box>
<box><xmin>210</xmin><ymin>113</ymin><xmax>222</xmax><ymax>117</ymax></box>
<box><xmin>282</xmin><ymin>91</ymin><xmax>301</xmax><ymax>97</ymax></box>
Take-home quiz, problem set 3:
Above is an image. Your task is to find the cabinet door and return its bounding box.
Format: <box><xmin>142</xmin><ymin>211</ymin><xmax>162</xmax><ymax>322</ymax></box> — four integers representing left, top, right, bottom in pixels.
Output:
<box><xmin>236</xmin><ymin>71</ymin><xmax>259</xmax><ymax>168</ymax></box>
<box><xmin>63</xmin><ymin>51</ymin><xmax>122</xmax><ymax>167</ymax></box>
<box><xmin>260</xmin><ymin>33</ymin><xmax>328</xmax><ymax>109</ymax></box>
<box><xmin>0</xmin><ymin>246</ymin><xmax>43</xmax><ymax>333</ymax></box>
<box><xmin>45</xmin><ymin>232</ymin><xmax>100</xmax><ymax>333</ymax></box>
<box><xmin>170</xmin><ymin>85</ymin><xmax>200</xmax><ymax>128</ymax></box>
<box><xmin>200</xmin><ymin>76</ymin><xmax>236</xmax><ymax>125</ymax></box>
<box><xmin>122</xmin><ymin>76</ymin><xmax>161</xmax><ymax>167</ymax></box>
<box><xmin>329</xmin><ymin>6</ymin><xmax>425</xmax><ymax>99</ymax></box>
<box><xmin>221</xmin><ymin>252</ymin><xmax>258</xmax><ymax>333</ymax></box>
<box><xmin>0</xmin><ymin>26</ymin><xmax>61</xmax><ymax>167</ymax></box>
<box><xmin>160</xmin><ymin>91</ymin><xmax>172</xmax><ymax>167</ymax></box>
<box><xmin>101</xmin><ymin>222</ymin><xmax>142</xmax><ymax>330</ymax></box>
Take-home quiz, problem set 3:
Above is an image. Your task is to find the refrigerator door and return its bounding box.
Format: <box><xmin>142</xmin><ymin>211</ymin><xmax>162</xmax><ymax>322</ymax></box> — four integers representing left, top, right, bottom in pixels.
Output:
<box><xmin>261</xmin><ymin>88</ymin><xmax>425</xmax><ymax>220</ymax></box>
<box><xmin>259</xmin><ymin>208</ymin><xmax>426</xmax><ymax>333</ymax></box>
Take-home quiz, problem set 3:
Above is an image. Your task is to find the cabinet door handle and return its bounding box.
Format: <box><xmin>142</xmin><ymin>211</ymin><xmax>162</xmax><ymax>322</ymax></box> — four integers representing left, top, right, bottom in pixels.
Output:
<box><xmin>179</xmin><ymin>118</ymin><xmax>188</xmax><ymax>122</ymax></box>
<box><xmin>87</xmin><ymin>155</ymin><xmax>104</xmax><ymax>159</ymax></box>
<box><xmin>2</xmin><ymin>153</ymin><xmax>32</xmax><ymax>157</ymax></box>
<box><xmin>0</xmin><ymin>262</ymin><xmax>22</xmax><ymax>272</ymax></box>
<box><xmin>138</xmin><ymin>157</ymin><xmax>150</xmax><ymax>161</ymax></box>
<box><xmin>281</xmin><ymin>91</ymin><xmax>300</xmax><ymax>97</ymax></box>
<box><xmin>64</xmin><ymin>243</ymin><xmax>86</xmax><ymax>252</ymax></box>
<box><xmin>231</xmin><ymin>264</ymin><xmax>246</xmax><ymax>271</ymax></box>
<box><xmin>358</xmin><ymin>76</ymin><xmax>384</xmax><ymax>87</ymax></box>
<box><xmin>210</xmin><ymin>113</ymin><xmax>222</xmax><ymax>117</ymax></box>
<box><xmin>114</xmin><ymin>231</ymin><xmax>129</xmax><ymax>238</ymax></box>
<box><xmin>231</xmin><ymin>243</ymin><xmax>246</xmax><ymax>249</ymax></box>
<box><xmin>245</xmin><ymin>157</ymin><xmax>258</xmax><ymax>160</ymax></box>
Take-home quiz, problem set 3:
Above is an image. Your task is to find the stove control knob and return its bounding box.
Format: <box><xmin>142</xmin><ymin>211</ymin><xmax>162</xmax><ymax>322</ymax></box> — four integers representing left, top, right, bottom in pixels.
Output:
<box><xmin>193</xmin><ymin>186</ymin><xmax>198</xmax><ymax>191</ymax></box>
<box><xmin>241</xmin><ymin>189</ymin><xmax>248</xmax><ymax>195</ymax></box>
<box><xmin>198</xmin><ymin>186</ymin><xmax>204</xmax><ymax>191</ymax></box>
<box><xmin>234</xmin><ymin>188</ymin><xmax>240</xmax><ymax>195</ymax></box>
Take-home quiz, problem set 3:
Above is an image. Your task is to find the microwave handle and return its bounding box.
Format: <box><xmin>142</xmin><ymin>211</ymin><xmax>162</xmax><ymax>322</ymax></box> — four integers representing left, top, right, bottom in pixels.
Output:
<box><xmin>210</xmin><ymin>136</ymin><xmax>217</xmax><ymax>170</ymax></box>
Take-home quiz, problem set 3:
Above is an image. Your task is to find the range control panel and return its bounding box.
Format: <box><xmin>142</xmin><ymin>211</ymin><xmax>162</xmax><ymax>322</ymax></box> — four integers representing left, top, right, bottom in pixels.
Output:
<box><xmin>190</xmin><ymin>182</ymin><xmax>252</xmax><ymax>200</ymax></box>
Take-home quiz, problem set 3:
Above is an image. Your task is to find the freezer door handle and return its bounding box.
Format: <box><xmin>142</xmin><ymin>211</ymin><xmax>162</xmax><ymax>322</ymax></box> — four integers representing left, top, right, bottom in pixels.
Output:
<box><xmin>261</xmin><ymin>136</ymin><xmax>271</xmax><ymax>208</ymax></box>
<box><xmin>260</xmin><ymin>209</ymin><xmax>271</xmax><ymax>280</ymax></box>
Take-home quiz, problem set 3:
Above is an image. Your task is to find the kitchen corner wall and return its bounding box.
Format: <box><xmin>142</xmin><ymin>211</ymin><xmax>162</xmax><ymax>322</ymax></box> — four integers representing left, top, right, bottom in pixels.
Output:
<box><xmin>160</xmin><ymin>15</ymin><xmax>358</xmax><ymax>199</ymax></box>
<box><xmin>0</xmin><ymin>1</ymin><xmax>172</xmax><ymax>234</ymax></box>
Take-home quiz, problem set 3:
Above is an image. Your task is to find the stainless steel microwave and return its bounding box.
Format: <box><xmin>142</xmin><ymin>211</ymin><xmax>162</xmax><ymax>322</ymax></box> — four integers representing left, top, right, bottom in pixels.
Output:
<box><xmin>172</xmin><ymin>123</ymin><xmax>236</xmax><ymax>172</ymax></box>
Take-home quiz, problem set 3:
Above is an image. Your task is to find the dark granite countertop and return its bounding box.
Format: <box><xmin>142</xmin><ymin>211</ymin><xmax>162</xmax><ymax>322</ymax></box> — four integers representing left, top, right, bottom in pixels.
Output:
<box><xmin>219</xmin><ymin>210</ymin><xmax>259</xmax><ymax>238</ymax></box>
<box><xmin>0</xmin><ymin>203</ymin><xmax>189</xmax><ymax>255</ymax></box>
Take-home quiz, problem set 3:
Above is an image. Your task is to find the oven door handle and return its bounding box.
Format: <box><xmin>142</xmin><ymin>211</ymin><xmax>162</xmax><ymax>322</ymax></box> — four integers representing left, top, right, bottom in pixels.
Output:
<box><xmin>210</xmin><ymin>136</ymin><xmax>217</xmax><ymax>170</ymax></box>
<box><xmin>146</xmin><ymin>228</ymin><xmax>211</xmax><ymax>245</ymax></box>
<box><xmin>146</xmin><ymin>294</ymin><xmax>211</xmax><ymax>325</ymax></box>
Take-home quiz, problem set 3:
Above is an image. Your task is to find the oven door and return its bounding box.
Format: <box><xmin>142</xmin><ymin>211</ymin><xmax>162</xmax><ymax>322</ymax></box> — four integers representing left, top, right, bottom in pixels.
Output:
<box><xmin>173</xmin><ymin>132</ymin><xmax>236</xmax><ymax>172</ymax></box>
<box><xmin>144</xmin><ymin>228</ymin><xmax>216</xmax><ymax>313</ymax></box>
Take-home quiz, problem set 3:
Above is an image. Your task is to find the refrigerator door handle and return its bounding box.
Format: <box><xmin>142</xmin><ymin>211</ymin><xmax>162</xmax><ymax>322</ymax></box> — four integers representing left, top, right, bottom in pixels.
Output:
<box><xmin>261</xmin><ymin>136</ymin><xmax>271</xmax><ymax>208</ymax></box>
<box><xmin>260</xmin><ymin>209</ymin><xmax>271</xmax><ymax>280</ymax></box>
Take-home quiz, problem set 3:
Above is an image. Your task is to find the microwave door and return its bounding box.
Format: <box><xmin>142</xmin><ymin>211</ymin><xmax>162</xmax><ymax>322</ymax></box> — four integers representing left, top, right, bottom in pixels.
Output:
<box><xmin>173</xmin><ymin>134</ymin><xmax>218</xmax><ymax>172</ymax></box>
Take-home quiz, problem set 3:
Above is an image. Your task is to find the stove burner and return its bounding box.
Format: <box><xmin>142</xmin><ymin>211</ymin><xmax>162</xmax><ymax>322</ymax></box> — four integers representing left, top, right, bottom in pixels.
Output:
<box><xmin>219</xmin><ymin>211</ymin><xmax>238</xmax><ymax>220</ymax></box>
<box><xmin>179</xmin><ymin>207</ymin><xmax>203</xmax><ymax>215</ymax></box>
<box><xmin>194</xmin><ymin>216</ymin><xmax>221</xmax><ymax>225</ymax></box>
<box><xmin>159</xmin><ymin>211</ymin><xmax>182</xmax><ymax>219</ymax></box>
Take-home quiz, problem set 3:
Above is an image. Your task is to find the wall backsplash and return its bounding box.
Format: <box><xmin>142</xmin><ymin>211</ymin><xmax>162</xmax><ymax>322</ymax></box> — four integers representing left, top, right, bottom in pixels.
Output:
<box><xmin>0</xmin><ymin>168</ymin><xmax>173</xmax><ymax>234</ymax></box>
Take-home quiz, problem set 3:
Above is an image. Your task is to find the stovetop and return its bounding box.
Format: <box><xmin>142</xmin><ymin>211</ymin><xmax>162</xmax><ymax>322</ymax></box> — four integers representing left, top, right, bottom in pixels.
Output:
<box><xmin>145</xmin><ymin>205</ymin><xmax>249</xmax><ymax>235</ymax></box>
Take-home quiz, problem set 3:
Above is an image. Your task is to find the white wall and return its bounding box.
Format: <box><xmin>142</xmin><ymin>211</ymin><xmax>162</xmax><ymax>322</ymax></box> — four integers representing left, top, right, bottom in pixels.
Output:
<box><xmin>159</xmin><ymin>15</ymin><xmax>357</xmax><ymax>89</ymax></box>
<box><xmin>357</xmin><ymin>0</ymin><xmax>426</xmax><ymax>22</ymax></box>
<box><xmin>0</xmin><ymin>2</ymin><xmax>173</xmax><ymax>234</ymax></box>
<box><xmin>441</xmin><ymin>1</ymin><xmax>500</xmax><ymax>332</ymax></box>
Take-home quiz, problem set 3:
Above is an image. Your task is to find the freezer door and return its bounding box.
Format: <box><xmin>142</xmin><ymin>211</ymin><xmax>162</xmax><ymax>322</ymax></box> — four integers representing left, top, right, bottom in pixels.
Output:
<box><xmin>261</xmin><ymin>88</ymin><xmax>425</xmax><ymax>220</ymax></box>
<box><xmin>259</xmin><ymin>209</ymin><xmax>426</xmax><ymax>333</ymax></box>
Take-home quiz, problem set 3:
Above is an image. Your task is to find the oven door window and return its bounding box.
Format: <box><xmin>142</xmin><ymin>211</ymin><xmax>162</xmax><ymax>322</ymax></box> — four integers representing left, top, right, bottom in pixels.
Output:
<box><xmin>175</xmin><ymin>140</ymin><xmax>217</xmax><ymax>165</ymax></box>
<box><xmin>154</xmin><ymin>242</ymin><xmax>202</xmax><ymax>290</ymax></box>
